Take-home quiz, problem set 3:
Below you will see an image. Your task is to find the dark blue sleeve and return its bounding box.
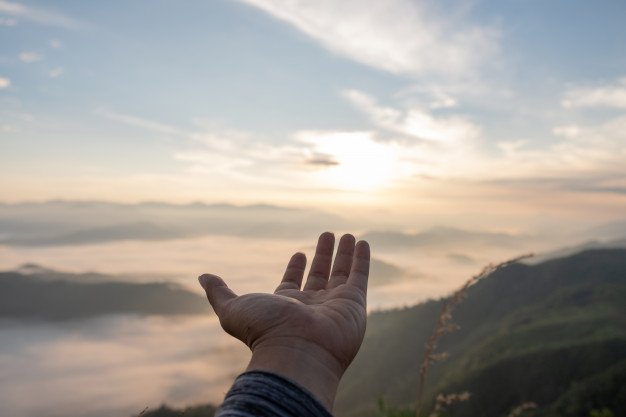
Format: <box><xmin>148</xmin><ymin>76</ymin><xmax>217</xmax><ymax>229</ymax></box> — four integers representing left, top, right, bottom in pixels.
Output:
<box><xmin>215</xmin><ymin>371</ymin><xmax>334</xmax><ymax>417</ymax></box>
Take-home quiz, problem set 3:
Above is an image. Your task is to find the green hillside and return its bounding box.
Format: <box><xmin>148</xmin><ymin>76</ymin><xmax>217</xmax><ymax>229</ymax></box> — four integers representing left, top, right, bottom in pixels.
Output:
<box><xmin>0</xmin><ymin>267</ymin><xmax>210</xmax><ymax>320</ymax></box>
<box><xmin>335</xmin><ymin>249</ymin><xmax>626</xmax><ymax>417</ymax></box>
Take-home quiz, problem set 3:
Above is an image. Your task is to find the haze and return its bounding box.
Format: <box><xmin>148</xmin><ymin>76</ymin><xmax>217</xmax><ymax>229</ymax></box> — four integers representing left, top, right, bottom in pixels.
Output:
<box><xmin>1</xmin><ymin>1</ymin><xmax>625</xmax><ymax>416</ymax></box>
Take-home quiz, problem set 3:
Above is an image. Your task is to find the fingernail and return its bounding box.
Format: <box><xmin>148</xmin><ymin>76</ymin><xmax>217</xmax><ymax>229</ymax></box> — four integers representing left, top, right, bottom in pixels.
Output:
<box><xmin>198</xmin><ymin>275</ymin><xmax>209</xmax><ymax>290</ymax></box>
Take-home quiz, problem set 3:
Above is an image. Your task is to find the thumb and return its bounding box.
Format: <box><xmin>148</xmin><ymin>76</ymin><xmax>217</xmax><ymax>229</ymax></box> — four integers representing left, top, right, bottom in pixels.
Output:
<box><xmin>198</xmin><ymin>274</ymin><xmax>237</xmax><ymax>315</ymax></box>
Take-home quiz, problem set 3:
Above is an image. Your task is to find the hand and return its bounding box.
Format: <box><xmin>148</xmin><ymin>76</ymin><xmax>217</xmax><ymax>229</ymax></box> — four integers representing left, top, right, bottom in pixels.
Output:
<box><xmin>198</xmin><ymin>232</ymin><xmax>370</xmax><ymax>410</ymax></box>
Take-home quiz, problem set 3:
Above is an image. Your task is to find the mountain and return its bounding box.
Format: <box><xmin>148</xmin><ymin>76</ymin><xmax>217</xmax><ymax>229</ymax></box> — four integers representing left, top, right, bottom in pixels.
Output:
<box><xmin>361</xmin><ymin>227</ymin><xmax>527</xmax><ymax>250</ymax></box>
<box><xmin>0</xmin><ymin>200</ymin><xmax>346</xmax><ymax>246</ymax></box>
<box><xmin>369</xmin><ymin>258</ymin><xmax>407</xmax><ymax>287</ymax></box>
<box><xmin>334</xmin><ymin>249</ymin><xmax>626</xmax><ymax>417</ymax></box>
<box><xmin>528</xmin><ymin>237</ymin><xmax>626</xmax><ymax>264</ymax></box>
<box><xmin>0</xmin><ymin>266</ymin><xmax>210</xmax><ymax>320</ymax></box>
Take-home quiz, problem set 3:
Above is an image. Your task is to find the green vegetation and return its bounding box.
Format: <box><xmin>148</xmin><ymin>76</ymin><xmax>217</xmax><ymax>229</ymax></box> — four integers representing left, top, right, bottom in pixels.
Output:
<box><xmin>0</xmin><ymin>267</ymin><xmax>210</xmax><ymax>320</ymax></box>
<box><xmin>7</xmin><ymin>249</ymin><xmax>623</xmax><ymax>416</ymax></box>
<box><xmin>128</xmin><ymin>249</ymin><xmax>626</xmax><ymax>417</ymax></box>
<box><xmin>335</xmin><ymin>249</ymin><xmax>626</xmax><ymax>417</ymax></box>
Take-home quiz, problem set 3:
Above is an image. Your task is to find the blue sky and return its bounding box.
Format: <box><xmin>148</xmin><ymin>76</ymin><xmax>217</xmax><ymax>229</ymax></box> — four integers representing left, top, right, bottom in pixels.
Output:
<box><xmin>1</xmin><ymin>0</ymin><xmax>626</xmax><ymax>226</ymax></box>
<box><xmin>3</xmin><ymin>5</ymin><xmax>626</xmax><ymax>414</ymax></box>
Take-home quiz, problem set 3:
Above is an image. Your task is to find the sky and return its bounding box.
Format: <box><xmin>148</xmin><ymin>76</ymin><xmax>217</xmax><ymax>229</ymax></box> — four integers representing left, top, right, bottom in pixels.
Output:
<box><xmin>1</xmin><ymin>0</ymin><xmax>626</xmax><ymax>230</ymax></box>
<box><xmin>1</xmin><ymin>3</ymin><xmax>626</xmax><ymax>415</ymax></box>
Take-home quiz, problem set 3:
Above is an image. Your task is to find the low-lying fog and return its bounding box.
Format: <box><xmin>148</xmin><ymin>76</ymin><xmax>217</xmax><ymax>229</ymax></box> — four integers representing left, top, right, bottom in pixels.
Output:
<box><xmin>0</xmin><ymin>315</ymin><xmax>248</xmax><ymax>417</ymax></box>
<box><xmin>2</xmin><ymin>203</ymin><xmax>625</xmax><ymax>416</ymax></box>
<box><xmin>0</xmin><ymin>236</ymin><xmax>540</xmax><ymax>416</ymax></box>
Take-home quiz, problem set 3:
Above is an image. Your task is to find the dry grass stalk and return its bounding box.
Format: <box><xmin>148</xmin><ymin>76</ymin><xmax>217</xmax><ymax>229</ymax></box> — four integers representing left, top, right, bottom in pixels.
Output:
<box><xmin>415</xmin><ymin>253</ymin><xmax>533</xmax><ymax>417</ymax></box>
<box><xmin>134</xmin><ymin>405</ymin><xmax>188</xmax><ymax>416</ymax></box>
<box><xmin>507</xmin><ymin>402</ymin><xmax>538</xmax><ymax>417</ymax></box>
<box><xmin>428</xmin><ymin>391</ymin><xmax>471</xmax><ymax>417</ymax></box>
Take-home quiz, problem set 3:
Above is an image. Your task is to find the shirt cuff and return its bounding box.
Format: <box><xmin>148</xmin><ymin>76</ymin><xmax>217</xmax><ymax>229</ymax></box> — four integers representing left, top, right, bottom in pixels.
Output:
<box><xmin>216</xmin><ymin>370</ymin><xmax>334</xmax><ymax>417</ymax></box>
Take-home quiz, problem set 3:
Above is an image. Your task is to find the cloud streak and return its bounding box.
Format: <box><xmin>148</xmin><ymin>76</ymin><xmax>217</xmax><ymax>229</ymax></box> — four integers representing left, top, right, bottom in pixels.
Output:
<box><xmin>0</xmin><ymin>0</ymin><xmax>83</xmax><ymax>29</ymax></box>
<box><xmin>96</xmin><ymin>82</ymin><xmax>626</xmax><ymax>197</ymax></box>
<box><xmin>342</xmin><ymin>85</ymin><xmax>626</xmax><ymax>194</ymax></box>
<box><xmin>96</xmin><ymin>108</ymin><xmax>186</xmax><ymax>136</ymax></box>
<box><xmin>562</xmin><ymin>77</ymin><xmax>626</xmax><ymax>109</ymax></box>
<box><xmin>97</xmin><ymin>109</ymin><xmax>407</xmax><ymax>191</ymax></box>
<box><xmin>343</xmin><ymin>89</ymin><xmax>480</xmax><ymax>146</ymax></box>
<box><xmin>239</xmin><ymin>0</ymin><xmax>498</xmax><ymax>79</ymax></box>
<box><xmin>19</xmin><ymin>51</ymin><xmax>42</xmax><ymax>63</ymax></box>
<box><xmin>48</xmin><ymin>67</ymin><xmax>64</xmax><ymax>78</ymax></box>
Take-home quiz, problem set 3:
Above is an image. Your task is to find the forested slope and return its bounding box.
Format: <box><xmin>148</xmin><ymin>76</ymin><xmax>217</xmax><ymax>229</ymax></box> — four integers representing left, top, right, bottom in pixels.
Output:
<box><xmin>335</xmin><ymin>249</ymin><xmax>626</xmax><ymax>417</ymax></box>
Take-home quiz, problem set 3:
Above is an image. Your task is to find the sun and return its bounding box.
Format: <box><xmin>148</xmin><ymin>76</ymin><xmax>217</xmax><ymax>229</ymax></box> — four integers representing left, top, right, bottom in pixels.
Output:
<box><xmin>302</xmin><ymin>131</ymin><xmax>401</xmax><ymax>191</ymax></box>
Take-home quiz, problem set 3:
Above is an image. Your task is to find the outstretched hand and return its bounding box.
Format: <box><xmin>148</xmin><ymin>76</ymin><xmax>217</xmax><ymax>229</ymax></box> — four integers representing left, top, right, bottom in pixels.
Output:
<box><xmin>198</xmin><ymin>232</ymin><xmax>370</xmax><ymax>410</ymax></box>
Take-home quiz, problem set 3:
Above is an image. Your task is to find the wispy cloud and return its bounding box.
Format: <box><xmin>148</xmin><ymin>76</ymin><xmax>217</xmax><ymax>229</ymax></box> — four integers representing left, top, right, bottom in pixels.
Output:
<box><xmin>491</xmin><ymin>114</ymin><xmax>626</xmax><ymax>182</ymax></box>
<box><xmin>343</xmin><ymin>87</ymin><xmax>626</xmax><ymax>193</ymax></box>
<box><xmin>48</xmin><ymin>67</ymin><xmax>64</xmax><ymax>78</ymax></box>
<box><xmin>96</xmin><ymin>108</ymin><xmax>186</xmax><ymax>136</ymax></box>
<box><xmin>341</xmin><ymin>89</ymin><xmax>485</xmax><ymax>179</ymax></box>
<box><xmin>97</xmin><ymin>109</ymin><xmax>308</xmax><ymax>184</ymax></box>
<box><xmin>552</xmin><ymin>125</ymin><xmax>582</xmax><ymax>139</ymax></box>
<box><xmin>562</xmin><ymin>76</ymin><xmax>626</xmax><ymax>109</ymax></box>
<box><xmin>0</xmin><ymin>15</ymin><xmax>16</xmax><ymax>25</ymax></box>
<box><xmin>305</xmin><ymin>154</ymin><xmax>339</xmax><ymax>167</ymax></box>
<box><xmin>407</xmin><ymin>78</ymin><xmax>626</xmax><ymax>191</ymax></box>
<box><xmin>19</xmin><ymin>51</ymin><xmax>42</xmax><ymax>63</ymax></box>
<box><xmin>0</xmin><ymin>0</ymin><xmax>83</xmax><ymax>29</ymax></box>
<box><xmin>97</xmin><ymin>108</ymin><xmax>411</xmax><ymax>190</ymax></box>
<box><xmin>178</xmin><ymin>125</ymin><xmax>312</xmax><ymax>184</ymax></box>
<box><xmin>238</xmin><ymin>0</ymin><xmax>499</xmax><ymax>79</ymax></box>
<box><xmin>96</xmin><ymin>98</ymin><xmax>626</xmax><ymax>197</ymax></box>
<box><xmin>343</xmin><ymin>89</ymin><xmax>480</xmax><ymax>147</ymax></box>
<box><xmin>0</xmin><ymin>77</ymin><xmax>10</xmax><ymax>89</ymax></box>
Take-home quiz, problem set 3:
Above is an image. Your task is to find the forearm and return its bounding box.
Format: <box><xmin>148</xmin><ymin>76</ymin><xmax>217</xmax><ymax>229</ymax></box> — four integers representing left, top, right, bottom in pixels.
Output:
<box><xmin>245</xmin><ymin>338</ymin><xmax>344</xmax><ymax>410</ymax></box>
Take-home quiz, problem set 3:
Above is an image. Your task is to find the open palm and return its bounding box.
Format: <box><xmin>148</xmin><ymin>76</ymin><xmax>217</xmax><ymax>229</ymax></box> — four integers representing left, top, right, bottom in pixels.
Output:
<box><xmin>199</xmin><ymin>232</ymin><xmax>370</xmax><ymax>373</ymax></box>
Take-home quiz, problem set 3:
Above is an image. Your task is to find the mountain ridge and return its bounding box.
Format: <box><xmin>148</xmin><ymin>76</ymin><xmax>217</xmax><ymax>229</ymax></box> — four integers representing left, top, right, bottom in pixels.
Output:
<box><xmin>335</xmin><ymin>248</ymin><xmax>626</xmax><ymax>417</ymax></box>
<box><xmin>0</xmin><ymin>267</ymin><xmax>210</xmax><ymax>320</ymax></box>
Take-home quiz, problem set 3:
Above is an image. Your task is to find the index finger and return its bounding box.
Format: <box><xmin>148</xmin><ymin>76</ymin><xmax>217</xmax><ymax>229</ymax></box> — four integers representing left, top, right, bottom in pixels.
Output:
<box><xmin>347</xmin><ymin>240</ymin><xmax>370</xmax><ymax>294</ymax></box>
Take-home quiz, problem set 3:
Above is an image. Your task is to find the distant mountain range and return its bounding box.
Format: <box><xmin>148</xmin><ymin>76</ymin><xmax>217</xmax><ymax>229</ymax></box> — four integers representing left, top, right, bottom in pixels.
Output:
<box><xmin>361</xmin><ymin>227</ymin><xmax>527</xmax><ymax>249</ymax></box>
<box><xmin>0</xmin><ymin>265</ymin><xmax>209</xmax><ymax>320</ymax></box>
<box><xmin>2</xmin><ymin>202</ymin><xmax>626</xmax><ymax>269</ymax></box>
<box><xmin>1</xmin><ymin>200</ymin><xmax>532</xmax><ymax>249</ymax></box>
<box><xmin>335</xmin><ymin>248</ymin><xmax>626</xmax><ymax>417</ymax></box>
<box><xmin>0</xmin><ymin>200</ymin><xmax>346</xmax><ymax>245</ymax></box>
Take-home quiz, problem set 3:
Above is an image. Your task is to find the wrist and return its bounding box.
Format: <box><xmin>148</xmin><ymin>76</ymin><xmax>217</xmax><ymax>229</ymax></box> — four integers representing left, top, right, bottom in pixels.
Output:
<box><xmin>246</xmin><ymin>337</ymin><xmax>344</xmax><ymax>411</ymax></box>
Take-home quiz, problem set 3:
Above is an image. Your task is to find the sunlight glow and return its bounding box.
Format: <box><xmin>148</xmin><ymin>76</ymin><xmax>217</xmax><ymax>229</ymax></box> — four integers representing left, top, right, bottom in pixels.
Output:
<box><xmin>300</xmin><ymin>131</ymin><xmax>401</xmax><ymax>191</ymax></box>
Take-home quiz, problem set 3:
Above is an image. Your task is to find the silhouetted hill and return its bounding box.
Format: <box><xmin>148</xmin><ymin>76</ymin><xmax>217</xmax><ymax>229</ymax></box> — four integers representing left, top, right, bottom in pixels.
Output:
<box><xmin>0</xmin><ymin>266</ymin><xmax>209</xmax><ymax>320</ymax></box>
<box><xmin>335</xmin><ymin>249</ymin><xmax>626</xmax><ymax>417</ymax></box>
